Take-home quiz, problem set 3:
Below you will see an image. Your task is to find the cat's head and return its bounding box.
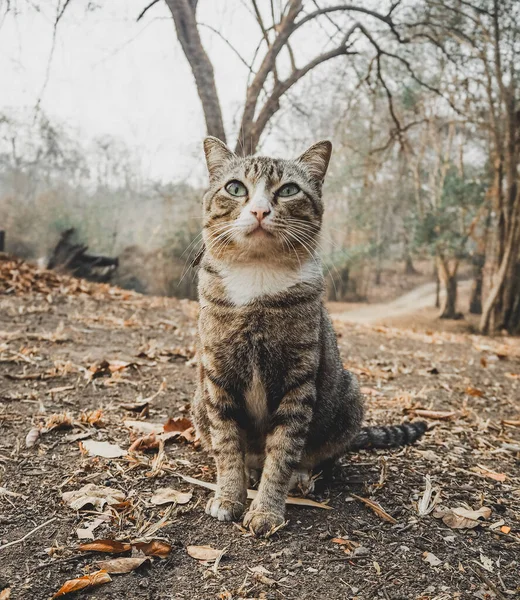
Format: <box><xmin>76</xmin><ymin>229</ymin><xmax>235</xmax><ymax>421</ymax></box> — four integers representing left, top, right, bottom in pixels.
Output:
<box><xmin>201</xmin><ymin>138</ymin><xmax>332</xmax><ymax>265</ymax></box>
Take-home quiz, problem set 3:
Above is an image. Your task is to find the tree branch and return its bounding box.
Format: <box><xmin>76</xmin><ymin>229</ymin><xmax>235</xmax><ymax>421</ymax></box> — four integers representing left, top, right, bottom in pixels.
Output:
<box><xmin>137</xmin><ymin>0</ymin><xmax>160</xmax><ymax>22</ymax></box>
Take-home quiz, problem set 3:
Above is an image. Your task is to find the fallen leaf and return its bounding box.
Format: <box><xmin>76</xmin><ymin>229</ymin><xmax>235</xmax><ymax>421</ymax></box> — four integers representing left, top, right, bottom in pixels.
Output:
<box><xmin>96</xmin><ymin>557</ymin><xmax>149</xmax><ymax>574</ymax></box>
<box><xmin>163</xmin><ymin>417</ymin><xmax>193</xmax><ymax>433</ymax></box>
<box><xmin>479</xmin><ymin>553</ymin><xmax>494</xmax><ymax>572</ymax></box>
<box><xmin>80</xmin><ymin>409</ymin><xmax>104</xmax><ymax>427</ymax></box>
<box><xmin>417</xmin><ymin>475</ymin><xmax>441</xmax><ymax>516</ymax></box>
<box><xmin>52</xmin><ymin>570</ymin><xmax>111</xmax><ymax>598</ymax></box>
<box><xmin>76</xmin><ymin>515</ymin><xmax>109</xmax><ymax>540</ymax></box>
<box><xmin>351</xmin><ymin>494</ymin><xmax>397</xmax><ymax>524</ymax></box>
<box><xmin>78</xmin><ymin>540</ymin><xmax>131</xmax><ymax>554</ymax></box>
<box><xmin>187</xmin><ymin>545</ymin><xmax>223</xmax><ymax>562</ymax></box>
<box><xmin>434</xmin><ymin>505</ymin><xmax>491</xmax><ymax>529</ymax></box>
<box><xmin>360</xmin><ymin>387</ymin><xmax>383</xmax><ymax>397</ymax></box>
<box><xmin>124</xmin><ymin>420</ymin><xmax>164</xmax><ymax>435</ymax></box>
<box><xmin>174</xmin><ymin>472</ymin><xmax>332</xmax><ymax>510</ymax></box>
<box><xmin>465</xmin><ymin>386</ymin><xmax>484</xmax><ymax>397</ymax></box>
<box><xmin>150</xmin><ymin>488</ymin><xmax>192</xmax><ymax>506</ymax></box>
<box><xmin>62</xmin><ymin>484</ymin><xmax>126</xmax><ymax>511</ymax></box>
<box><xmin>25</xmin><ymin>427</ymin><xmax>41</xmax><ymax>448</ymax></box>
<box><xmin>133</xmin><ymin>540</ymin><xmax>172</xmax><ymax>558</ymax></box>
<box><xmin>502</xmin><ymin>419</ymin><xmax>520</xmax><ymax>428</ymax></box>
<box><xmin>473</xmin><ymin>465</ymin><xmax>507</xmax><ymax>482</ymax></box>
<box><xmin>45</xmin><ymin>412</ymin><xmax>74</xmax><ymax>430</ymax></box>
<box><xmin>331</xmin><ymin>538</ymin><xmax>350</xmax><ymax>545</ymax></box>
<box><xmin>80</xmin><ymin>440</ymin><xmax>127</xmax><ymax>459</ymax></box>
<box><xmin>414</xmin><ymin>409</ymin><xmax>458</xmax><ymax>420</ymax></box>
<box><xmin>0</xmin><ymin>589</ymin><xmax>11</xmax><ymax>599</ymax></box>
<box><xmin>423</xmin><ymin>551</ymin><xmax>442</xmax><ymax>566</ymax></box>
<box><xmin>501</xmin><ymin>525</ymin><xmax>511</xmax><ymax>534</ymax></box>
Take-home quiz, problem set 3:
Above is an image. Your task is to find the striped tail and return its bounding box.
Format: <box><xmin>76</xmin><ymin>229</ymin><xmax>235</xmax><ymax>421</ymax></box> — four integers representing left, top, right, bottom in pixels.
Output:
<box><xmin>349</xmin><ymin>421</ymin><xmax>427</xmax><ymax>451</ymax></box>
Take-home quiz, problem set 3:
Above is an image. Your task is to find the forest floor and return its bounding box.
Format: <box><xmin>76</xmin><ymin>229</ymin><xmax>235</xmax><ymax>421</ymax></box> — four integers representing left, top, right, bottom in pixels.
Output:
<box><xmin>0</xmin><ymin>255</ymin><xmax>519</xmax><ymax>600</ymax></box>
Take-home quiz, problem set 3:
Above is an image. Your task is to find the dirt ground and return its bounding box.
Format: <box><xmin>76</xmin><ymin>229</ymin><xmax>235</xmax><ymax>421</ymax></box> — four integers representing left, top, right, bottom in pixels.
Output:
<box><xmin>1</xmin><ymin>258</ymin><xmax>519</xmax><ymax>600</ymax></box>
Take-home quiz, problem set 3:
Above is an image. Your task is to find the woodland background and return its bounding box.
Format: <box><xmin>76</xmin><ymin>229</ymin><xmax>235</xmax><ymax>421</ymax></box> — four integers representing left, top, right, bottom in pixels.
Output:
<box><xmin>1</xmin><ymin>0</ymin><xmax>519</xmax><ymax>334</ymax></box>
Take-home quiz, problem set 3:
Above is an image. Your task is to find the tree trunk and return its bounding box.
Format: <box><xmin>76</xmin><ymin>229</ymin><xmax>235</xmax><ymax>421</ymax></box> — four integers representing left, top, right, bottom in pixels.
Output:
<box><xmin>437</xmin><ymin>256</ymin><xmax>461</xmax><ymax>319</ymax></box>
<box><xmin>164</xmin><ymin>0</ymin><xmax>226</xmax><ymax>142</ymax></box>
<box><xmin>469</xmin><ymin>254</ymin><xmax>485</xmax><ymax>315</ymax></box>
<box><xmin>404</xmin><ymin>253</ymin><xmax>418</xmax><ymax>275</ymax></box>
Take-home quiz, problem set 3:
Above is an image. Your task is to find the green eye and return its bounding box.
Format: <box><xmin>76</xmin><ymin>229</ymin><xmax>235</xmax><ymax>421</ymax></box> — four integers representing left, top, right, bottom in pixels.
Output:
<box><xmin>277</xmin><ymin>183</ymin><xmax>300</xmax><ymax>197</ymax></box>
<box><xmin>225</xmin><ymin>180</ymin><xmax>248</xmax><ymax>197</ymax></box>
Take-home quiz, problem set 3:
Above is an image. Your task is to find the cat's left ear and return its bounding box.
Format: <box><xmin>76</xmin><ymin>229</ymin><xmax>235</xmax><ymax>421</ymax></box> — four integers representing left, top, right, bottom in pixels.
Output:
<box><xmin>296</xmin><ymin>140</ymin><xmax>332</xmax><ymax>182</ymax></box>
<box><xmin>203</xmin><ymin>137</ymin><xmax>235</xmax><ymax>182</ymax></box>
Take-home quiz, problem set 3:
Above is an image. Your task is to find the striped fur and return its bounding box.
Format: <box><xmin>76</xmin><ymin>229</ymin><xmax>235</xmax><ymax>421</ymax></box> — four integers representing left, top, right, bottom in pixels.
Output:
<box><xmin>192</xmin><ymin>138</ymin><xmax>426</xmax><ymax>536</ymax></box>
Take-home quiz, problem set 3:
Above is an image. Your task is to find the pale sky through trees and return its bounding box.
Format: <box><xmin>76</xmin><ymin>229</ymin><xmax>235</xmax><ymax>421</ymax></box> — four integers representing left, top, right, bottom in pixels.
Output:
<box><xmin>0</xmin><ymin>1</ymin><xmax>276</xmax><ymax>183</ymax></box>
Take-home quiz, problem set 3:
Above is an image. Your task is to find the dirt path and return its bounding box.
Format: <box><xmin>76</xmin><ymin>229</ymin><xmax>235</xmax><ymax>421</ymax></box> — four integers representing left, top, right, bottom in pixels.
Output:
<box><xmin>0</xmin><ymin>265</ymin><xmax>519</xmax><ymax>600</ymax></box>
<box><xmin>334</xmin><ymin>280</ymin><xmax>472</xmax><ymax>325</ymax></box>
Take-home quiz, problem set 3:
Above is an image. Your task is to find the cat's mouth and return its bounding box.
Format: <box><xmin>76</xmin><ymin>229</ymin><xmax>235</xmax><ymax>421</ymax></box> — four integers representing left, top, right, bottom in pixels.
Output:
<box><xmin>246</xmin><ymin>224</ymin><xmax>274</xmax><ymax>237</ymax></box>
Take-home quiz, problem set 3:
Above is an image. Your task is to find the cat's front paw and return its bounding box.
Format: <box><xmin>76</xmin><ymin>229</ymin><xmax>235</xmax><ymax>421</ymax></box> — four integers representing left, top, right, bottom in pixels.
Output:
<box><xmin>205</xmin><ymin>495</ymin><xmax>245</xmax><ymax>521</ymax></box>
<box><xmin>243</xmin><ymin>507</ymin><xmax>285</xmax><ymax>537</ymax></box>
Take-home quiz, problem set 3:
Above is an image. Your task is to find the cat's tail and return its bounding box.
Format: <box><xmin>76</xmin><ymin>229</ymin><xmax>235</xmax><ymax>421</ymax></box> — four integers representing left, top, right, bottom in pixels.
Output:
<box><xmin>349</xmin><ymin>421</ymin><xmax>427</xmax><ymax>451</ymax></box>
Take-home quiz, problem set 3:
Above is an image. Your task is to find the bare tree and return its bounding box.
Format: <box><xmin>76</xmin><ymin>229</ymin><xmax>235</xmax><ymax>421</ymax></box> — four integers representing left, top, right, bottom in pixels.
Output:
<box><xmin>141</xmin><ymin>0</ymin><xmax>427</xmax><ymax>154</ymax></box>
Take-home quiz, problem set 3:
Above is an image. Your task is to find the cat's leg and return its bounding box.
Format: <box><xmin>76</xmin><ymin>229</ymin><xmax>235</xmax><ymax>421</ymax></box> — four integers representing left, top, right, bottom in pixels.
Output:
<box><xmin>243</xmin><ymin>383</ymin><xmax>315</xmax><ymax>536</ymax></box>
<box><xmin>204</xmin><ymin>381</ymin><xmax>247</xmax><ymax>521</ymax></box>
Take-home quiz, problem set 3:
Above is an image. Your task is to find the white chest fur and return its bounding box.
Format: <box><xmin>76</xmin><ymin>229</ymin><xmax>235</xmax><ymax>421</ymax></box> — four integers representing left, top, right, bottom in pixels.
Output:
<box><xmin>220</xmin><ymin>260</ymin><xmax>320</xmax><ymax>306</ymax></box>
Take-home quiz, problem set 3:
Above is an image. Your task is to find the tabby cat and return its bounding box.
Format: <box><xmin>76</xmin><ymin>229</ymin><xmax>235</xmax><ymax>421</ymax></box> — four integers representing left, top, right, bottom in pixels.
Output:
<box><xmin>192</xmin><ymin>137</ymin><xmax>426</xmax><ymax>536</ymax></box>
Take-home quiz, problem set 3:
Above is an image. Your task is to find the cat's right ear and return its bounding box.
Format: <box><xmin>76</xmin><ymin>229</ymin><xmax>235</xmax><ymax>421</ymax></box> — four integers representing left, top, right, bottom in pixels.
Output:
<box><xmin>203</xmin><ymin>137</ymin><xmax>235</xmax><ymax>182</ymax></box>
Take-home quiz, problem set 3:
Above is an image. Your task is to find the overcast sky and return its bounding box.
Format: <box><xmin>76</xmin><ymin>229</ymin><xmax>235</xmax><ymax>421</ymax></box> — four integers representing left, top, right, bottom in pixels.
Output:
<box><xmin>0</xmin><ymin>1</ymin><xmax>267</xmax><ymax>183</ymax></box>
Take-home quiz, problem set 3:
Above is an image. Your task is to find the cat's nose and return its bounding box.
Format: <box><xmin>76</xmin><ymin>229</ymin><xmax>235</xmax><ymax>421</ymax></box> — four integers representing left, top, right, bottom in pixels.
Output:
<box><xmin>250</xmin><ymin>207</ymin><xmax>271</xmax><ymax>222</ymax></box>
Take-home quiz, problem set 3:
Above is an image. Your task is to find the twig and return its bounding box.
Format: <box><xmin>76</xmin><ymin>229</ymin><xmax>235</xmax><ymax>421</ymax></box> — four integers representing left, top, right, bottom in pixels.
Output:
<box><xmin>0</xmin><ymin>516</ymin><xmax>57</xmax><ymax>551</ymax></box>
<box><xmin>137</xmin><ymin>0</ymin><xmax>160</xmax><ymax>21</ymax></box>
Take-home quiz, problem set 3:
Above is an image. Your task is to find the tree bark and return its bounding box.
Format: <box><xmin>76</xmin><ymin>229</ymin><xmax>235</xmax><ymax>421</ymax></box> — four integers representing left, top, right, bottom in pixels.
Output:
<box><xmin>437</xmin><ymin>255</ymin><xmax>461</xmax><ymax>320</ymax></box>
<box><xmin>469</xmin><ymin>253</ymin><xmax>484</xmax><ymax>315</ymax></box>
<box><xmin>164</xmin><ymin>0</ymin><xmax>226</xmax><ymax>142</ymax></box>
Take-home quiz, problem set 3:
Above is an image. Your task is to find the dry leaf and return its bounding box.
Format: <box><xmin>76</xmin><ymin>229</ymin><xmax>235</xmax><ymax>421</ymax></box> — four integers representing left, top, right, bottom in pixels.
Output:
<box><xmin>331</xmin><ymin>538</ymin><xmax>350</xmax><ymax>545</ymax></box>
<box><xmin>187</xmin><ymin>545</ymin><xmax>223</xmax><ymax>562</ymax></box>
<box><xmin>80</xmin><ymin>409</ymin><xmax>104</xmax><ymax>427</ymax></box>
<box><xmin>125</xmin><ymin>420</ymin><xmax>164</xmax><ymax>435</ymax></box>
<box><xmin>62</xmin><ymin>484</ymin><xmax>126</xmax><ymax>511</ymax></box>
<box><xmin>163</xmin><ymin>416</ymin><xmax>192</xmax><ymax>433</ymax></box>
<box><xmin>174</xmin><ymin>472</ymin><xmax>332</xmax><ymax>510</ymax></box>
<box><xmin>417</xmin><ymin>475</ymin><xmax>441</xmax><ymax>516</ymax></box>
<box><xmin>76</xmin><ymin>515</ymin><xmax>108</xmax><ymax>540</ymax></box>
<box><xmin>52</xmin><ymin>570</ymin><xmax>111</xmax><ymax>598</ymax></box>
<box><xmin>351</xmin><ymin>494</ymin><xmax>397</xmax><ymax>524</ymax></box>
<box><xmin>150</xmin><ymin>487</ymin><xmax>192</xmax><ymax>506</ymax></box>
<box><xmin>78</xmin><ymin>540</ymin><xmax>131</xmax><ymax>554</ymax></box>
<box><xmin>465</xmin><ymin>386</ymin><xmax>484</xmax><ymax>397</ymax></box>
<box><xmin>133</xmin><ymin>540</ymin><xmax>172</xmax><ymax>558</ymax></box>
<box><xmin>434</xmin><ymin>506</ymin><xmax>491</xmax><ymax>529</ymax></box>
<box><xmin>423</xmin><ymin>551</ymin><xmax>442</xmax><ymax>566</ymax></box>
<box><xmin>414</xmin><ymin>409</ymin><xmax>458</xmax><ymax>420</ymax></box>
<box><xmin>479</xmin><ymin>553</ymin><xmax>494</xmax><ymax>572</ymax></box>
<box><xmin>501</xmin><ymin>525</ymin><xmax>511</xmax><ymax>534</ymax></box>
<box><xmin>80</xmin><ymin>440</ymin><xmax>127</xmax><ymax>459</ymax></box>
<box><xmin>473</xmin><ymin>465</ymin><xmax>507</xmax><ymax>482</ymax></box>
<box><xmin>45</xmin><ymin>412</ymin><xmax>74</xmax><ymax>430</ymax></box>
<box><xmin>97</xmin><ymin>557</ymin><xmax>149</xmax><ymax>574</ymax></box>
<box><xmin>25</xmin><ymin>427</ymin><xmax>41</xmax><ymax>448</ymax></box>
<box><xmin>502</xmin><ymin>419</ymin><xmax>520</xmax><ymax>428</ymax></box>
<box><xmin>0</xmin><ymin>589</ymin><xmax>11</xmax><ymax>600</ymax></box>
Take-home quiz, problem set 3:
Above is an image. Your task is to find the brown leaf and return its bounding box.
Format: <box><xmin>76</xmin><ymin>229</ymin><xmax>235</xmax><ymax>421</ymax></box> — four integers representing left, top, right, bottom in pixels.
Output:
<box><xmin>413</xmin><ymin>409</ymin><xmax>458</xmax><ymax>420</ymax></box>
<box><xmin>187</xmin><ymin>545</ymin><xmax>223</xmax><ymax>562</ymax></box>
<box><xmin>45</xmin><ymin>412</ymin><xmax>74</xmax><ymax>430</ymax></box>
<box><xmin>78</xmin><ymin>540</ymin><xmax>131</xmax><ymax>554</ymax></box>
<box><xmin>80</xmin><ymin>409</ymin><xmax>104</xmax><ymax>427</ymax></box>
<box><xmin>351</xmin><ymin>494</ymin><xmax>397</xmax><ymax>524</ymax></box>
<box><xmin>128</xmin><ymin>432</ymin><xmax>159</xmax><ymax>452</ymax></box>
<box><xmin>465</xmin><ymin>386</ymin><xmax>484</xmax><ymax>397</ymax></box>
<box><xmin>331</xmin><ymin>538</ymin><xmax>350</xmax><ymax>545</ymax></box>
<box><xmin>473</xmin><ymin>465</ymin><xmax>507</xmax><ymax>482</ymax></box>
<box><xmin>150</xmin><ymin>488</ymin><xmax>193</xmax><ymax>506</ymax></box>
<box><xmin>25</xmin><ymin>427</ymin><xmax>41</xmax><ymax>448</ymax></box>
<box><xmin>133</xmin><ymin>540</ymin><xmax>172</xmax><ymax>558</ymax></box>
<box><xmin>0</xmin><ymin>589</ymin><xmax>11</xmax><ymax>600</ymax></box>
<box><xmin>52</xmin><ymin>569</ymin><xmax>111</xmax><ymax>598</ymax></box>
<box><xmin>96</xmin><ymin>557</ymin><xmax>149</xmax><ymax>574</ymax></box>
<box><xmin>502</xmin><ymin>419</ymin><xmax>520</xmax><ymax>428</ymax></box>
<box><xmin>501</xmin><ymin>525</ymin><xmax>511</xmax><ymax>534</ymax></box>
<box><xmin>163</xmin><ymin>416</ymin><xmax>193</xmax><ymax>433</ymax></box>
